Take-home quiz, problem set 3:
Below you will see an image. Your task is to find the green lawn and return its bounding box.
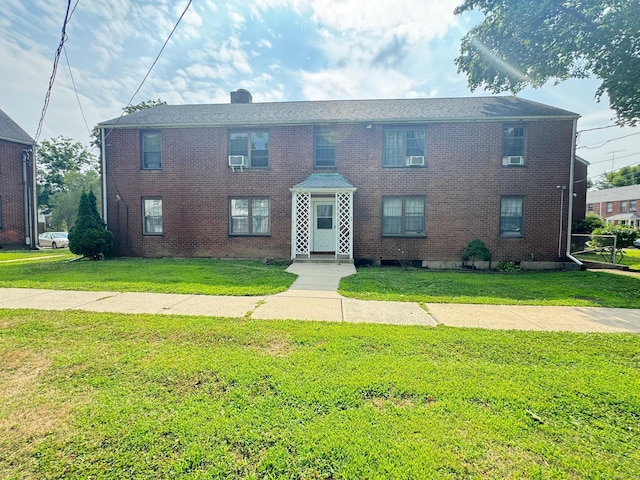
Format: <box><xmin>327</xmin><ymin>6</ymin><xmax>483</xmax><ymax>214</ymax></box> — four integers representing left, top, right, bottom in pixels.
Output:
<box><xmin>1</xmin><ymin>252</ymin><xmax>639</xmax><ymax>306</ymax></box>
<box><xmin>0</xmin><ymin>256</ymin><xmax>295</xmax><ymax>296</ymax></box>
<box><xmin>340</xmin><ymin>267</ymin><xmax>640</xmax><ymax>308</ymax></box>
<box><xmin>1</xmin><ymin>310</ymin><xmax>638</xmax><ymax>479</ymax></box>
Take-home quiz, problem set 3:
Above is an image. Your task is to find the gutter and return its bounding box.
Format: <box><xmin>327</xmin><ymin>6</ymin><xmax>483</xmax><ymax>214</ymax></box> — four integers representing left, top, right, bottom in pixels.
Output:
<box><xmin>566</xmin><ymin>117</ymin><xmax>583</xmax><ymax>267</ymax></box>
<box><xmin>101</xmin><ymin>128</ymin><xmax>107</xmax><ymax>223</ymax></box>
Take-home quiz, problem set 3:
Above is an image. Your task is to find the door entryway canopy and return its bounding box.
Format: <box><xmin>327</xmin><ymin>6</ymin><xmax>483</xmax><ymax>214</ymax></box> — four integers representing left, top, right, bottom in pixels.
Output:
<box><xmin>290</xmin><ymin>173</ymin><xmax>356</xmax><ymax>260</ymax></box>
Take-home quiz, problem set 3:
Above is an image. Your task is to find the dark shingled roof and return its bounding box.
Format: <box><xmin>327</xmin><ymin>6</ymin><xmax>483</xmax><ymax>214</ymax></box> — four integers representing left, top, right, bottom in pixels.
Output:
<box><xmin>0</xmin><ymin>109</ymin><xmax>34</xmax><ymax>144</ymax></box>
<box><xmin>99</xmin><ymin>96</ymin><xmax>579</xmax><ymax>129</ymax></box>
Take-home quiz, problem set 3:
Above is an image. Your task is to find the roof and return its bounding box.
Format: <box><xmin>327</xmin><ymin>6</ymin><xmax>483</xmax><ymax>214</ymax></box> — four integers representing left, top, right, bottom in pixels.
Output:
<box><xmin>0</xmin><ymin>109</ymin><xmax>34</xmax><ymax>145</ymax></box>
<box><xmin>99</xmin><ymin>96</ymin><xmax>579</xmax><ymax>129</ymax></box>
<box><xmin>604</xmin><ymin>212</ymin><xmax>640</xmax><ymax>221</ymax></box>
<box><xmin>587</xmin><ymin>184</ymin><xmax>640</xmax><ymax>203</ymax></box>
<box><xmin>291</xmin><ymin>173</ymin><xmax>356</xmax><ymax>192</ymax></box>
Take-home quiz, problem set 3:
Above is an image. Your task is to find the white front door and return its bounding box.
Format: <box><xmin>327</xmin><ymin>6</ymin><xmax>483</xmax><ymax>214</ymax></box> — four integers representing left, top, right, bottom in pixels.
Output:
<box><xmin>312</xmin><ymin>200</ymin><xmax>336</xmax><ymax>252</ymax></box>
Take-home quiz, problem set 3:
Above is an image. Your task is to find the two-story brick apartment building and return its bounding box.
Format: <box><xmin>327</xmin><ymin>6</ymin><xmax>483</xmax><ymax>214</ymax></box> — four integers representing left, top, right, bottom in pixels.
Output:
<box><xmin>587</xmin><ymin>184</ymin><xmax>640</xmax><ymax>229</ymax></box>
<box><xmin>98</xmin><ymin>92</ymin><xmax>583</xmax><ymax>267</ymax></box>
<box><xmin>0</xmin><ymin>109</ymin><xmax>36</xmax><ymax>249</ymax></box>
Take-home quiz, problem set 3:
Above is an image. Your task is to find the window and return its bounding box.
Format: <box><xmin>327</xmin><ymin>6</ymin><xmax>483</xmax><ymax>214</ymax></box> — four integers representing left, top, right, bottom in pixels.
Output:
<box><xmin>631</xmin><ymin>200</ymin><xmax>637</xmax><ymax>212</ymax></box>
<box><xmin>500</xmin><ymin>196</ymin><xmax>524</xmax><ymax>237</ymax></box>
<box><xmin>606</xmin><ymin>202</ymin><xmax>613</xmax><ymax>213</ymax></box>
<box><xmin>229</xmin><ymin>131</ymin><xmax>269</xmax><ymax>168</ymax></box>
<box><xmin>143</xmin><ymin>198</ymin><xmax>163</xmax><ymax>234</ymax></box>
<box><xmin>230</xmin><ymin>198</ymin><xmax>270</xmax><ymax>235</ymax></box>
<box><xmin>0</xmin><ymin>195</ymin><xmax>3</xmax><ymax>229</ymax></box>
<box><xmin>141</xmin><ymin>132</ymin><xmax>161</xmax><ymax>169</ymax></box>
<box><xmin>588</xmin><ymin>203</ymin><xmax>594</xmax><ymax>212</ymax></box>
<box><xmin>315</xmin><ymin>127</ymin><xmax>336</xmax><ymax>168</ymax></box>
<box><xmin>383</xmin><ymin>128</ymin><xmax>426</xmax><ymax>167</ymax></box>
<box><xmin>621</xmin><ymin>201</ymin><xmax>628</xmax><ymax>213</ymax></box>
<box><xmin>382</xmin><ymin>196</ymin><xmax>425</xmax><ymax>236</ymax></box>
<box><xmin>502</xmin><ymin>126</ymin><xmax>525</xmax><ymax>166</ymax></box>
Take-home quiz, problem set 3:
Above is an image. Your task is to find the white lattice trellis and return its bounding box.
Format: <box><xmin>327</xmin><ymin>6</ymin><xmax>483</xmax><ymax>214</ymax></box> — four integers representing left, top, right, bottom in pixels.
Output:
<box><xmin>293</xmin><ymin>192</ymin><xmax>311</xmax><ymax>257</ymax></box>
<box><xmin>336</xmin><ymin>192</ymin><xmax>352</xmax><ymax>257</ymax></box>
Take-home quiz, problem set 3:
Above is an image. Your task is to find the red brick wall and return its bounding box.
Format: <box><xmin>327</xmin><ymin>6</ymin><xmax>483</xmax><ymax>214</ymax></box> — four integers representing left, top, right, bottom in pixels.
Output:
<box><xmin>0</xmin><ymin>139</ymin><xmax>31</xmax><ymax>248</ymax></box>
<box><xmin>104</xmin><ymin>118</ymin><xmax>577</xmax><ymax>262</ymax></box>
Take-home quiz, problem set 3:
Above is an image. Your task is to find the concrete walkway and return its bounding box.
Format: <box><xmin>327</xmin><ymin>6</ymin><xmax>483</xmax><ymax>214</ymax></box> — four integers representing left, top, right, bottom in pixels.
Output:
<box><xmin>0</xmin><ymin>263</ymin><xmax>639</xmax><ymax>332</ymax></box>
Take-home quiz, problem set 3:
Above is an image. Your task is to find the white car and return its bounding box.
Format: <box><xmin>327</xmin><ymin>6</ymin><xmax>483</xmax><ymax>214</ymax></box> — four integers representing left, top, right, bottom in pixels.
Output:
<box><xmin>39</xmin><ymin>232</ymin><xmax>69</xmax><ymax>249</ymax></box>
<box><xmin>634</xmin><ymin>238</ymin><xmax>640</xmax><ymax>249</ymax></box>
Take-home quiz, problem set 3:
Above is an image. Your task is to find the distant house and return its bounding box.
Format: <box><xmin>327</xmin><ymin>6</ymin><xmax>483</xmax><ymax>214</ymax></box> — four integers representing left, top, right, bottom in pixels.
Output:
<box><xmin>587</xmin><ymin>184</ymin><xmax>640</xmax><ymax>229</ymax></box>
<box><xmin>0</xmin><ymin>109</ymin><xmax>35</xmax><ymax>249</ymax></box>
<box><xmin>98</xmin><ymin>92</ymin><xmax>584</xmax><ymax>268</ymax></box>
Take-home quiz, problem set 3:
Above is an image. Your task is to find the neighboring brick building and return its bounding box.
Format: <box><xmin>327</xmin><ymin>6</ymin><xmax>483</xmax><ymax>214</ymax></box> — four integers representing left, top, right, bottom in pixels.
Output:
<box><xmin>587</xmin><ymin>184</ymin><xmax>640</xmax><ymax>229</ymax></box>
<box><xmin>98</xmin><ymin>93</ymin><xmax>584</xmax><ymax>267</ymax></box>
<box><xmin>0</xmin><ymin>109</ymin><xmax>35</xmax><ymax>249</ymax></box>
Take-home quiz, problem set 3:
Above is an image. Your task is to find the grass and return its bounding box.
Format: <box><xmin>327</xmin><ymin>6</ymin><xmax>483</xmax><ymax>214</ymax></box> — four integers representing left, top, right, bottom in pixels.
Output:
<box><xmin>0</xmin><ymin>256</ymin><xmax>295</xmax><ymax>296</ymax></box>
<box><xmin>0</xmin><ymin>249</ymin><xmax>76</xmax><ymax>264</ymax></box>
<box><xmin>1</xmin><ymin>250</ymin><xmax>639</xmax><ymax>306</ymax></box>
<box><xmin>1</xmin><ymin>309</ymin><xmax>638</xmax><ymax>479</ymax></box>
<box><xmin>340</xmin><ymin>268</ymin><xmax>640</xmax><ymax>308</ymax></box>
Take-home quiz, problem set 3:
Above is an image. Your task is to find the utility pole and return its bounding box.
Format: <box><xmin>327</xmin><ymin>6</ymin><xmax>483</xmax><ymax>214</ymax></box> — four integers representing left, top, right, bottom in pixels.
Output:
<box><xmin>605</xmin><ymin>150</ymin><xmax>625</xmax><ymax>172</ymax></box>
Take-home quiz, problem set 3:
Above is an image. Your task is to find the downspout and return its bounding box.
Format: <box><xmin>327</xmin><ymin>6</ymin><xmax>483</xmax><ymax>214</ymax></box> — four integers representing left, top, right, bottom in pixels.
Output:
<box><xmin>22</xmin><ymin>149</ymin><xmax>31</xmax><ymax>245</ymax></box>
<box><xmin>566</xmin><ymin>117</ymin><xmax>583</xmax><ymax>267</ymax></box>
<box><xmin>101</xmin><ymin>128</ymin><xmax>107</xmax><ymax>222</ymax></box>
<box><xmin>30</xmin><ymin>145</ymin><xmax>38</xmax><ymax>248</ymax></box>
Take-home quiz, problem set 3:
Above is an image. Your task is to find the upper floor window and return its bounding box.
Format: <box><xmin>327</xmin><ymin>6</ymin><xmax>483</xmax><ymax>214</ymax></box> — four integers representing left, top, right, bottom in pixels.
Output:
<box><xmin>229</xmin><ymin>131</ymin><xmax>269</xmax><ymax>168</ymax></box>
<box><xmin>382</xmin><ymin>196</ymin><xmax>425</xmax><ymax>236</ymax></box>
<box><xmin>141</xmin><ymin>131</ymin><xmax>161</xmax><ymax>169</ymax></box>
<box><xmin>143</xmin><ymin>198</ymin><xmax>163</xmax><ymax>234</ymax></box>
<box><xmin>502</xmin><ymin>126</ymin><xmax>526</xmax><ymax>166</ymax></box>
<box><xmin>500</xmin><ymin>195</ymin><xmax>524</xmax><ymax>237</ymax></box>
<box><xmin>588</xmin><ymin>203</ymin><xmax>594</xmax><ymax>212</ymax></box>
<box><xmin>315</xmin><ymin>127</ymin><xmax>336</xmax><ymax>168</ymax></box>
<box><xmin>606</xmin><ymin>202</ymin><xmax>613</xmax><ymax>213</ymax></box>
<box><xmin>230</xmin><ymin>197</ymin><xmax>270</xmax><ymax>235</ymax></box>
<box><xmin>621</xmin><ymin>201</ymin><xmax>628</xmax><ymax>213</ymax></box>
<box><xmin>383</xmin><ymin>128</ymin><xmax>426</xmax><ymax>167</ymax></box>
<box><xmin>630</xmin><ymin>200</ymin><xmax>637</xmax><ymax>212</ymax></box>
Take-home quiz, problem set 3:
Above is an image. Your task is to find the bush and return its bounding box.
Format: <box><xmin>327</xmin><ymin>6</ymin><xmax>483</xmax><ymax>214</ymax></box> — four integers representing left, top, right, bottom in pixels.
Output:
<box><xmin>68</xmin><ymin>190</ymin><xmax>113</xmax><ymax>260</ymax></box>
<box><xmin>461</xmin><ymin>239</ymin><xmax>491</xmax><ymax>267</ymax></box>
<box><xmin>572</xmin><ymin>213</ymin><xmax>605</xmax><ymax>234</ymax></box>
<box><xmin>496</xmin><ymin>261</ymin><xmax>521</xmax><ymax>272</ymax></box>
<box><xmin>591</xmin><ymin>224</ymin><xmax>639</xmax><ymax>249</ymax></box>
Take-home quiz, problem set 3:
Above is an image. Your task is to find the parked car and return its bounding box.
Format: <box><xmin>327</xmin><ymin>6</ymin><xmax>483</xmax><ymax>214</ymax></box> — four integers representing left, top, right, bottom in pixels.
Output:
<box><xmin>39</xmin><ymin>232</ymin><xmax>69</xmax><ymax>249</ymax></box>
<box><xmin>634</xmin><ymin>238</ymin><xmax>640</xmax><ymax>248</ymax></box>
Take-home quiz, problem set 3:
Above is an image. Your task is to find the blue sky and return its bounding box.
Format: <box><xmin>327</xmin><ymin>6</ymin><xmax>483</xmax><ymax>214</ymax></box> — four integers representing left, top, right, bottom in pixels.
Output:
<box><xmin>1</xmin><ymin>0</ymin><xmax>638</xmax><ymax>183</ymax></box>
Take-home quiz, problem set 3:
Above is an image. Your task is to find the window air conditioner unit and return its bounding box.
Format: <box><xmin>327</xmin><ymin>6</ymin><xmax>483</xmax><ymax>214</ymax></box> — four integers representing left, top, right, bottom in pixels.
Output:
<box><xmin>228</xmin><ymin>155</ymin><xmax>247</xmax><ymax>167</ymax></box>
<box><xmin>504</xmin><ymin>155</ymin><xmax>525</xmax><ymax>165</ymax></box>
<box><xmin>408</xmin><ymin>155</ymin><xmax>425</xmax><ymax>166</ymax></box>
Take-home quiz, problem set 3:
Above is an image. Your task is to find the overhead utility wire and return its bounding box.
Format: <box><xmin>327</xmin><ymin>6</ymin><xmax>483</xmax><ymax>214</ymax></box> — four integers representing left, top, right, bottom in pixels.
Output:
<box><xmin>577</xmin><ymin>131</ymin><xmax>640</xmax><ymax>149</ymax></box>
<box><xmin>63</xmin><ymin>46</ymin><xmax>92</xmax><ymax>137</ymax></box>
<box><xmin>102</xmin><ymin>0</ymin><xmax>192</xmax><ymax>142</ymax></box>
<box><xmin>33</xmin><ymin>0</ymin><xmax>72</xmax><ymax>144</ymax></box>
<box><xmin>577</xmin><ymin>124</ymin><xmax>618</xmax><ymax>133</ymax></box>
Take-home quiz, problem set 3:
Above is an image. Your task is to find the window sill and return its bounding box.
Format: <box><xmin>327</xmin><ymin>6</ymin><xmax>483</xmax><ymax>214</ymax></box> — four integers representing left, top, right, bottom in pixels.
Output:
<box><xmin>382</xmin><ymin>234</ymin><xmax>426</xmax><ymax>238</ymax></box>
<box><xmin>229</xmin><ymin>234</ymin><xmax>271</xmax><ymax>237</ymax></box>
<box><xmin>143</xmin><ymin>233</ymin><xmax>163</xmax><ymax>236</ymax></box>
<box><xmin>141</xmin><ymin>168</ymin><xmax>162</xmax><ymax>171</ymax></box>
<box><xmin>499</xmin><ymin>234</ymin><xmax>524</xmax><ymax>239</ymax></box>
<box><xmin>382</xmin><ymin>165</ymin><xmax>427</xmax><ymax>169</ymax></box>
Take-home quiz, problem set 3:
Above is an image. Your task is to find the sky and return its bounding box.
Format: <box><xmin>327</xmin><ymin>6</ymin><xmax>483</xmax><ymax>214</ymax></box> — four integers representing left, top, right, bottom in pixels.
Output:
<box><xmin>1</xmin><ymin>0</ymin><xmax>638</xmax><ymax>185</ymax></box>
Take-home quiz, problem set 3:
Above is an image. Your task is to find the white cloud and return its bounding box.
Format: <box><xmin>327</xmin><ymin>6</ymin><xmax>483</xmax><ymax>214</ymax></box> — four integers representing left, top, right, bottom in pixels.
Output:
<box><xmin>257</xmin><ymin>39</ymin><xmax>273</xmax><ymax>48</ymax></box>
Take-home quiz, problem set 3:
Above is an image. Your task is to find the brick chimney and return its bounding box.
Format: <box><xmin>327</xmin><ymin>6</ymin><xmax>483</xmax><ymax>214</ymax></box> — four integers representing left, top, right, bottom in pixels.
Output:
<box><xmin>230</xmin><ymin>89</ymin><xmax>252</xmax><ymax>104</ymax></box>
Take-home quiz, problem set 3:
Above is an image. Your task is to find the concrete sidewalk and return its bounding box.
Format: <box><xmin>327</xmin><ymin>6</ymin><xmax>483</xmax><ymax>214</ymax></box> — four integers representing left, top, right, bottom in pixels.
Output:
<box><xmin>0</xmin><ymin>263</ymin><xmax>638</xmax><ymax>332</ymax></box>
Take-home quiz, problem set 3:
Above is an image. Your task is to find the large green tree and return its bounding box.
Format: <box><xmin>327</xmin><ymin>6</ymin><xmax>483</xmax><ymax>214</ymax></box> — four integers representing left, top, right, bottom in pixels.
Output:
<box><xmin>454</xmin><ymin>1</ymin><xmax>640</xmax><ymax>126</ymax></box>
<box><xmin>48</xmin><ymin>170</ymin><xmax>101</xmax><ymax>231</ymax></box>
<box><xmin>37</xmin><ymin>136</ymin><xmax>98</xmax><ymax>212</ymax></box>
<box><xmin>599</xmin><ymin>165</ymin><xmax>640</xmax><ymax>188</ymax></box>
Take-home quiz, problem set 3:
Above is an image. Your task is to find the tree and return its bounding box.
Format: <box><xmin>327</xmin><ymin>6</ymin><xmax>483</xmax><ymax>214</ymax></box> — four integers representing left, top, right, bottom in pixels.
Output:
<box><xmin>591</xmin><ymin>224</ymin><xmax>639</xmax><ymax>249</ymax></box>
<box><xmin>92</xmin><ymin>99</ymin><xmax>167</xmax><ymax>148</ymax></box>
<box><xmin>572</xmin><ymin>213</ymin><xmax>605</xmax><ymax>234</ymax></box>
<box><xmin>68</xmin><ymin>190</ymin><xmax>113</xmax><ymax>260</ymax></box>
<box><xmin>454</xmin><ymin>1</ymin><xmax>640</xmax><ymax>126</ymax></box>
<box><xmin>37</xmin><ymin>136</ymin><xmax>98</xmax><ymax>212</ymax></box>
<box><xmin>461</xmin><ymin>238</ymin><xmax>491</xmax><ymax>267</ymax></box>
<box><xmin>48</xmin><ymin>170</ymin><xmax>101</xmax><ymax>231</ymax></box>
<box><xmin>600</xmin><ymin>165</ymin><xmax>640</xmax><ymax>188</ymax></box>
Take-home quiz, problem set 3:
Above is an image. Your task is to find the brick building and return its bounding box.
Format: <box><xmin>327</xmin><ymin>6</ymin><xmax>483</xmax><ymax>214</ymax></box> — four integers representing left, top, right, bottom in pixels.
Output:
<box><xmin>0</xmin><ymin>109</ymin><xmax>36</xmax><ymax>249</ymax></box>
<box><xmin>587</xmin><ymin>184</ymin><xmax>640</xmax><ymax>228</ymax></box>
<box><xmin>98</xmin><ymin>93</ymin><xmax>583</xmax><ymax>267</ymax></box>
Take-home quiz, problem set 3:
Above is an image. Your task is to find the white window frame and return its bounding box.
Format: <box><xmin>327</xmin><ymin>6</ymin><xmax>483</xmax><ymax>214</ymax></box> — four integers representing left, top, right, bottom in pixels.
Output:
<box><xmin>229</xmin><ymin>130</ymin><xmax>269</xmax><ymax>168</ymax></box>
<box><xmin>382</xmin><ymin>196</ymin><xmax>426</xmax><ymax>236</ymax></box>
<box><xmin>141</xmin><ymin>131</ymin><xmax>161</xmax><ymax>170</ymax></box>
<box><xmin>383</xmin><ymin>128</ymin><xmax>426</xmax><ymax>167</ymax></box>
<box><xmin>502</xmin><ymin>126</ymin><xmax>526</xmax><ymax>166</ymax></box>
<box><xmin>500</xmin><ymin>195</ymin><xmax>524</xmax><ymax>238</ymax></box>
<box><xmin>143</xmin><ymin>197</ymin><xmax>163</xmax><ymax>235</ymax></box>
<box><xmin>229</xmin><ymin>197</ymin><xmax>270</xmax><ymax>236</ymax></box>
<box><xmin>315</xmin><ymin>127</ymin><xmax>336</xmax><ymax>168</ymax></box>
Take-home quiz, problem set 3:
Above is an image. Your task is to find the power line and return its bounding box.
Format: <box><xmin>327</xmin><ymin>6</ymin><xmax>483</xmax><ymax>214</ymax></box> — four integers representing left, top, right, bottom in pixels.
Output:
<box><xmin>33</xmin><ymin>0</ymin><xmax>72</xmax><ymax>144</ymax></box>
<box><xmin>63</xmin><ymin>45</ymin><xmax>92</xmax><ymax>137</ymax></box>
<box><xmin>577</xmin><ymin>124</ymin><xmax>618</xmax><ymax>133</ymax></box>
<box><xmin>102</xmin><ymin>0</ymin><xmax>192</xmax><ymax>142</ymax></box>
<box><xmin>577</xmin><ymin>131</ymin><xmax>640</xmax><ymax>149</ymax></box>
